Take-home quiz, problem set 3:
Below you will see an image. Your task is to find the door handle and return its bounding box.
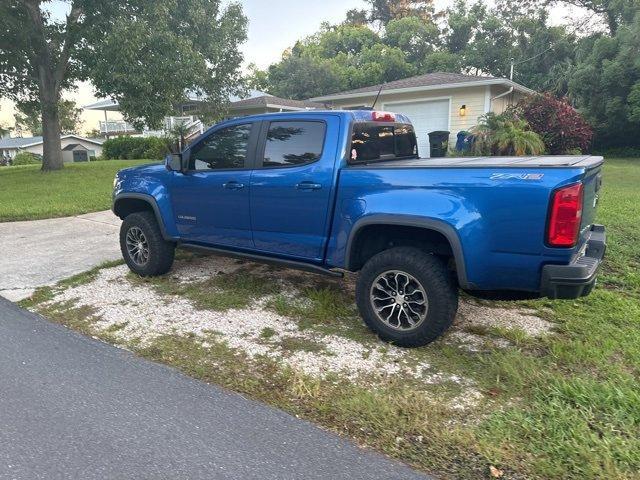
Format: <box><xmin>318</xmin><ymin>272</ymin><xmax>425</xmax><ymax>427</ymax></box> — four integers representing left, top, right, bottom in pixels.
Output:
<box><xmin>295</xmin><ymin>181</ymin><xmax>322</xmax><ymax>191</ymax></box>
<box><xmin>223</xmin><ymin>181</ymin><xmax>245</xmax><ymax>190</ymax></box>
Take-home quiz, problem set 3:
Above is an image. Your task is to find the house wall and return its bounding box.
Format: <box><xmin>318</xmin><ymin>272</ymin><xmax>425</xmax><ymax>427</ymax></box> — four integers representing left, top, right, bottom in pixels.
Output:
<box><xmin>61</xmin><ymin>146</ymin><xmax>93</xmax><ymax>163</ymax></box>
<box><xmin>22</xmin><ymin>137</ymin><xmax>102</xmax><ymax>158</ymax></box>
<box><xmin>1</xmin><ymin>148</ymin><xmax>18</xmax><ymax>159</ymax></box>
<box><xmin>490</xmin><ymin>85</ymin><xmax>527</xmax><ymax>114</ymax></box>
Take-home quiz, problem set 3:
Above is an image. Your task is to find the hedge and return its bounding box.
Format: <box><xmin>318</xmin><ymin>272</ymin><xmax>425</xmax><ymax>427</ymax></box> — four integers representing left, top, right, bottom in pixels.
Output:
<box><xmin>102</xmin><ymin>136</ymin><xmax>174</xmax><ymax>160</ymax></box>
<box><xmin>12</xmin><ymin>152</ymin><xmax>42</xmax><ymax>165</ymax></box>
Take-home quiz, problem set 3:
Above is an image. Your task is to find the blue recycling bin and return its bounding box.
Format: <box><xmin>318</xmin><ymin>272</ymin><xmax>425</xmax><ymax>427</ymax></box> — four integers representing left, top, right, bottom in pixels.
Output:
<box><xmin>455</xmin><ymin>131</ymin><xmax>474</xmax><ymax>153</ymax></box>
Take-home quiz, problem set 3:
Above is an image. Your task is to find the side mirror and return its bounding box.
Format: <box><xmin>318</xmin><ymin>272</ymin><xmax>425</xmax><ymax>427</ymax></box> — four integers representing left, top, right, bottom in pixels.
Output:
<box><xmin>165</xmin><ymin>153</ymin><xmax>183</xmax><ymax>172</ymax></box>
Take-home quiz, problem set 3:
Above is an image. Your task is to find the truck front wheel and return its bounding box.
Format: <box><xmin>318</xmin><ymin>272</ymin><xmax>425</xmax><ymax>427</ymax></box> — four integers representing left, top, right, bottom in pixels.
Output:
<box><xmin>120</xmin><ymin>211</ymin><xmax>175</xmax><ymax>277</ymax></box>
<box><xmin>356</xmin><ymin>247</ymin><xmax>458</xmax><ymax>347</ymax></box>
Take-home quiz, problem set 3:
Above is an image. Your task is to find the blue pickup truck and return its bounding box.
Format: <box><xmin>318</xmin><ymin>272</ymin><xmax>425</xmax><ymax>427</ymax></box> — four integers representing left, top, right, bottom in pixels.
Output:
<box><xmin>112</xmin><ymin>110</ymin><xmax>606</xmax><ymax>347</ymax></box>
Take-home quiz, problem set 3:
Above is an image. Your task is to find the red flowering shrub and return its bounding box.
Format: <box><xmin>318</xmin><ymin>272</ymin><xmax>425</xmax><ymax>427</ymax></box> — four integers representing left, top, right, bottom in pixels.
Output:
<box><xmin>519</xmin><ymin>93</ymin><xmax>593</xmax><ymax>154</ymax></box>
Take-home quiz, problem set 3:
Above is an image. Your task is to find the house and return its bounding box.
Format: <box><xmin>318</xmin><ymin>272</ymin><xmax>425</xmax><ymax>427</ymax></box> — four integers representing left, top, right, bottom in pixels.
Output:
<box><xmin>0</xmin><ymin>134</ymin><xmax>103</xmax><ymax>160</ymax></box>
<box><xmin>83</xmin><ymin>91</ymin><xmax>326</xmax><ymax>143</ymax></box>
<box><xmin>310</xmin><ymin>72</ymin><xmax>535</xmax><ymax>156</ymax></box>
<box><xmin>61</xmin><ymin>143</ymin><xmax>93</xmax><ymax>162</ymax></box>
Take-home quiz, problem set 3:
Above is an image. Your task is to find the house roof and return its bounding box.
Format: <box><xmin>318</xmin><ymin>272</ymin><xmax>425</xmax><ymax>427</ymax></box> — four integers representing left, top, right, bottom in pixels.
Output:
<box><xmin>83</xmin><ymin>90</ymin><xmax>269</xmax><ymax>111</ymax></box>
<box><xmin>229</xmin><ymin>95</ymin><xmax>326</xmax><ymax>111</ymax></box>
<box><xmin>310</xmin><ymin>72</ymin><xmax>535</xmax><ymax>102</ymax></box>
<box><xmin>0</xmin><ymin>136</ymin><xmax>43</xmax><ymax>149</ymax></box>
<box><xmin>62</xmin><ymin>143</ymin><xmax>89</xmax><ymax>151</ymax></box>
<box><xmin>0</xmin><ymin>134</ymin><xmax>103</xmax><ymax>149</ymax></box>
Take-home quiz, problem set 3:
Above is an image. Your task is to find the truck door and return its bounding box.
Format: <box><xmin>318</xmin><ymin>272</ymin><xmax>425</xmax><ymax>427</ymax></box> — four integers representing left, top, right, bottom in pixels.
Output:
<box><xmin>170</xmin><ymin>121</ymin><xmax>259</xmax><ymax>248</ymax></box>
<box><xmin>249</xmin><ymin>116</ymin><xmax>341</xmax><ymax>261</ymax></box>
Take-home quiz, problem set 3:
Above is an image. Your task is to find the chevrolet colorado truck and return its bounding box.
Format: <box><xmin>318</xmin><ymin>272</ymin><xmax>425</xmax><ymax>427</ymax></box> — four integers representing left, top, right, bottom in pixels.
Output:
<box><xmin>112</xmin><ymin>110</ymin><xmax>606</xmax><ymax>347</ymax></box>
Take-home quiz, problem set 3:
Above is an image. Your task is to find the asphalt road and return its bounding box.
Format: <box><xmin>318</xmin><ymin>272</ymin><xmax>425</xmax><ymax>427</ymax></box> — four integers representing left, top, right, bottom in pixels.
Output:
<box><xmin>0</xmin><ymin>297</ymin><xmax>429</xmax><ymax>480</ymax></box>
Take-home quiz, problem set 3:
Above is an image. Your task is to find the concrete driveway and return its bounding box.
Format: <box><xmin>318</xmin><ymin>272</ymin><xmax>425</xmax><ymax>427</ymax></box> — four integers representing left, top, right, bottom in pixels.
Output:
<box><xmin>0</xmin><ymin>211</ymin><xmax>121</xmax><ymax>301</ymax></box>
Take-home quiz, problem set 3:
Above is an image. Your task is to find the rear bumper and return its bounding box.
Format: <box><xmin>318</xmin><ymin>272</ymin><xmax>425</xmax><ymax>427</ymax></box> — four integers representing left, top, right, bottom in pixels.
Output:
<box><xmin>541</xmin><ymin>225</ymin><xmax>606</xmax><ymax>300</ymax></box>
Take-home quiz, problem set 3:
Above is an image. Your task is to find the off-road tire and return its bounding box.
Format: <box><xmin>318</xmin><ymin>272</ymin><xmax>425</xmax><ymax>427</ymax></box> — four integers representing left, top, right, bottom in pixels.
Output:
<box><xmin>355</xmin><ymin>247</ymin><xmax>458</xmax><ymax>347</ymax></box>
<box><xmin>120</xmin><ymin>211</ymin><xmax>175</xmax><ymax>276</ymax></box>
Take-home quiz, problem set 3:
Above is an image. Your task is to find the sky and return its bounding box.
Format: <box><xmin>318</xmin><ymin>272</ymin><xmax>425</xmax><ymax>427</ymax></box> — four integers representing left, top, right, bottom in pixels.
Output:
<box><xmin>0</xmin><ymin>0</ymin><xmax>582</xmax><ymax>134</ymax></box>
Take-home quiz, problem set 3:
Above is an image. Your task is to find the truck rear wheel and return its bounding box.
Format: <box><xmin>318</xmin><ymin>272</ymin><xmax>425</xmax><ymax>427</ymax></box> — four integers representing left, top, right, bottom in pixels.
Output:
<box><xmin>355</xmin><ymin>247</ymin><xmax>458</xmax><ymax>347</ymax></box>
<box><xmin>120</xmin><ymin>211</ymin><xmax>175</xmax><ymax>277</ymax></box>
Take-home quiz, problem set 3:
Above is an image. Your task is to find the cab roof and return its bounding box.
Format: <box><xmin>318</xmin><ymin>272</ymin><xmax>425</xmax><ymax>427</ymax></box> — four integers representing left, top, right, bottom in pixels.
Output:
<box><xmin>217</xmin><ymin>109</ymin><xmax>413</xmax><ymax>125</ymax></box>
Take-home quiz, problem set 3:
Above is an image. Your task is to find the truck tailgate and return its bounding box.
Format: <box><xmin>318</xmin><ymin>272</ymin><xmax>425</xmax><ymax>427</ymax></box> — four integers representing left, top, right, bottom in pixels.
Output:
<box><xmin>579</xmin><ymin>161</ymin><xmax>604</xmax><ymax>246</ymax></box>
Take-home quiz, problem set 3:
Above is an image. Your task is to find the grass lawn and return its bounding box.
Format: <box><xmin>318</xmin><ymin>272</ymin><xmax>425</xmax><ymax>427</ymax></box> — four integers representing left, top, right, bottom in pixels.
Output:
<box><xmin>22</xmin><ymin>158</ymin><xmax>640</xmax><ymax>479</ymax></box>
<box><xmin>0</xmin><ymin>160</ymin><xmax>156</xmax><ymax>222</ymax></box>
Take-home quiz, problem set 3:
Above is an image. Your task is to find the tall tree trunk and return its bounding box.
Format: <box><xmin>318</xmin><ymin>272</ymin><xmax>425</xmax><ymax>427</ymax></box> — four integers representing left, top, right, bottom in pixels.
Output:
<box><xmin>41</xmin><ymin>98</ymin><xmax>64</xmax><ymax>171</ymax></box>
<box><xmin>39</xmin><ymin>72</ymin><xmax>64</xmax><ymax>171</ymax></box>
<box><xmin>606</xmin><ymin>10</ymin><xmax>618</xmax><ymax>35</ymax></box>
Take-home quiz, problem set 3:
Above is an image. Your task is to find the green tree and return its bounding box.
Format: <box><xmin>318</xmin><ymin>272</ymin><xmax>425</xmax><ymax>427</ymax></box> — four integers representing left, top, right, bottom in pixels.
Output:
<box><xmin>422</xmin><ymin>51</ymin><xmax>463</xmax><ymax>72</ymax></box>
<box><xmin>344</xmin><ymin>8</ymin><xmax>369</xmax><ymax>26</ymax></box>
<box><xmin>365</xmin><ymin>0</ymin><xmax>436</xmax><ymax>25</ymax></box>
<box><xmin>267</xmin><ymin>54</ymin><xmax>345</xmax><ymax>100</ymax></box>
<box><xmin>384</xmin><ymin>16</ymin><xmax>440</xmax><ymax>70</ymax></box>
<box><xmin>0</xmin><ymin>0</ymin><xmax>246</xmax><ymax>171</ymax></box>
<box><xmin>15</xmin><ymin>99</ymin><xmax>82</xmax><ymax>136</ymax></box>
<box><xmin>556</xmin><ymin>0</ymin><xmax>640</xmax><ymax>34</ymax></box>
<box><xmin>258</xmin><ymin>20</ymin><xmax>419</xmax><ymax>100</ymax></box>
<box><xmin>245</xmin><ymin>63</ymin><xmax>270</xmax><ymax>92</ymax></box>
<box><xmin>0</xmin><ymin>123</ymin><xmax>11</xmax><ymax>138</ymax></box>
<box><xmin>568</xmin><ymin>13</ymin><xmax>640</xmax><ymax>147</ymax></box>
<box><xmin>444</xmin><ymin>0</ymin><xmax>483</xmax><ymax>54</ymax></box>
<box><xmin>444</xmin><ymin>0</ymin><xmax>576</xmax><ymax>90</ymax></box>
<box><xmin>347</xmin><ymin>44</ymin><xmax>416</xmax><ymax>88</ymax></box>
<box><xmin>314</xmin><ymin>24</ymin><xmax>379</xmax><ymax>58</ymax></box>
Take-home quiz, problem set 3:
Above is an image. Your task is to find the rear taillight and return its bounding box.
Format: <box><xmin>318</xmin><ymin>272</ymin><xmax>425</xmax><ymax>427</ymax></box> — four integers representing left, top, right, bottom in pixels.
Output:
<box><xmin>371</xmin><ymin>111</ymin><xmax>395</xmax><ymax>122</ymax></box>
<box><xmin>547</xmin><ymin>183</ymin><xmax>584</xmax><ymax>247</ymax></box>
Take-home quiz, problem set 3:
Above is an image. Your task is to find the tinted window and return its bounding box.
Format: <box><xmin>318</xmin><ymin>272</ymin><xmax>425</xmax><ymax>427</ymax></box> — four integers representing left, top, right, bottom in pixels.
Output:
<box><xmin>263</xmin><ymin>121</ymin><xmax>326</xmax><ymax>167</ymax></box>
<box><xmin>351</xmin><ymin>123</ymin><xmax>418</xmax><ymax>162</ymax></box>
<box><xmin>190</xmin><ymin>124</ymin><xmax>252</xmax><ymax>170</ymax></box>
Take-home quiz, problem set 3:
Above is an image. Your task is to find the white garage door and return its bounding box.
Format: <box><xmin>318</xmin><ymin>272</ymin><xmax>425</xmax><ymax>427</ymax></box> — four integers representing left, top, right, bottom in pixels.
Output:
<box><xmin>383</xmin><ymin>99</ymin><xmax>450</xmax><ymax>158</ymax></box>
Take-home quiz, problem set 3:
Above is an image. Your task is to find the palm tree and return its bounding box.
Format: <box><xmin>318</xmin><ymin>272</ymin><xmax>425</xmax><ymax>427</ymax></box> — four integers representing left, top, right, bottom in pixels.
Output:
<box><xmin>494</xmin><ymin>119</ymin><xmax>546</xmax><ymax>156</ymax></box>
<box><xmin>472</xmin><ymin>112</ymin><xmax>545</xmax><ymax>156</ymax></box>
<box><xmin>170</xmin><ymin>122</ymin><xmax>191</xmax><ymax>151</ymax></box>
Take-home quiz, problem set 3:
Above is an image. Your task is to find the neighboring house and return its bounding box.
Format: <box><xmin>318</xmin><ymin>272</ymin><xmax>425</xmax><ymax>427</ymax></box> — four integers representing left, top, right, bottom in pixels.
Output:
<box><xmin>61</xmin><ymin>143</ymin><xmax>93</xmax><ymax>163</ymax></box>
<box><xmin>83</xmin><ymin>90</ymin><xmax>268</xmax><ymax>139</ymax></box>
<box><xmin>310</xmin><ymin>72</ymin><xmax>535</xmax><ymax>157</ymax></box>
<box><xmin>83</xmin><ymin>91</ymin><xmax>326</xmax><ymax>143</ymax></box>
<box><xmin>0</xmin><ymin>134</ymin><xmax>103</xmax><ymax>160</ymax></box>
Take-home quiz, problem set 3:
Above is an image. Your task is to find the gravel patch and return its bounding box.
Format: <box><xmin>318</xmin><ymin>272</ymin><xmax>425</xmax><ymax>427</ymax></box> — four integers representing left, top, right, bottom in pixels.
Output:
<box><xmin>43</xmin><ymin>263</ymin><xmax>453</xmax><ymax>384</ymax></box>
<box><xmin>457</xmin><ymin>299</ymin><xmax>553</xmax><ymax>336</ymax></box>
<box><xmin>37</xmin><ymin>256</ymin><xmax>552</xmax><ymax>412</ymax></box>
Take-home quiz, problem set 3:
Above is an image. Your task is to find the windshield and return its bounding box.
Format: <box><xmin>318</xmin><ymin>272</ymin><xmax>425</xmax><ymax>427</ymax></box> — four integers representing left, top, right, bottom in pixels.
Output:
<box><xmin>350</xmin><ymin>122</ymin><xmax>418</xmax><ymax>164</ymax></box>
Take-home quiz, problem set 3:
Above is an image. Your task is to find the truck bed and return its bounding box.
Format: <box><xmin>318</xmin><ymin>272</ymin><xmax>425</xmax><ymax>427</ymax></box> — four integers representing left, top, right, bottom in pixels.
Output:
<box><xmin>355</xmin><ymin>155</ymin><xmax>604</xmax><ymax>169</ymax></box>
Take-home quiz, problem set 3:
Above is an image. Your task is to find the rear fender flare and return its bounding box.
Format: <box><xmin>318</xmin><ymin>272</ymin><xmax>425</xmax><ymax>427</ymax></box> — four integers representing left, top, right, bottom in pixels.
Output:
<box><xmin>344</xmin><ymin>214</ymin><xmax>471</xmax><ymax>289</ymax></box>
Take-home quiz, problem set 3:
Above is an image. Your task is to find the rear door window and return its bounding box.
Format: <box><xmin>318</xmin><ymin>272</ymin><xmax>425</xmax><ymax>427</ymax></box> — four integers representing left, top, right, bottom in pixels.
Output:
<box><xmin>351</xmin><ymin>123</ymin><xmax>418</xmax><ymax>163</ymax></box>
<box><xmin>262</xmin><ymin>121</ymin><xmax>326</xmax><ymax>167</ymax></box>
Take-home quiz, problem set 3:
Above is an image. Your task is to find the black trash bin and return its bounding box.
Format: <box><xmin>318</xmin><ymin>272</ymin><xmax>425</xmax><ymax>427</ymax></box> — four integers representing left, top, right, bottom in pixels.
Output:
<box><xmin>428</xmin><ymin>130</ymin><xmax>450</xmax><ymax>158</ymax></box>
